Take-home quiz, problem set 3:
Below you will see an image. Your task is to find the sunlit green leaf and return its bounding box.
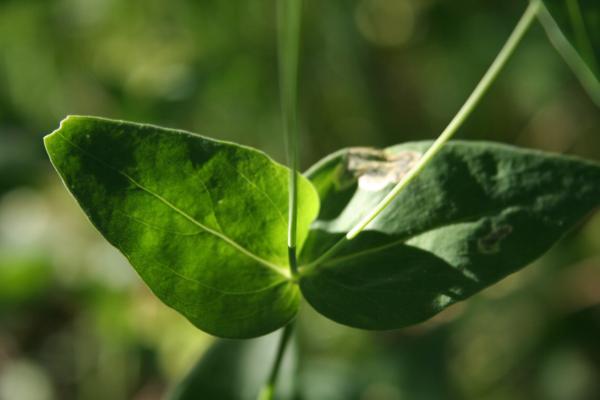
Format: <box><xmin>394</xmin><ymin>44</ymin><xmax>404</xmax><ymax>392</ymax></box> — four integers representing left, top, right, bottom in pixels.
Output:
<box><xmin>169</xmin><ymin>330</ymin><xmax>296</xmax><ymax>400</ymax></box>
<box><xmin>299</xmin><ymin>141</ymin><xmax>600</xmax><ymax>329</ymax></box>
<box><xmin>44</xmin><ymin>116</ymin><xmax>320</xmax><ymax>338</ymax></box>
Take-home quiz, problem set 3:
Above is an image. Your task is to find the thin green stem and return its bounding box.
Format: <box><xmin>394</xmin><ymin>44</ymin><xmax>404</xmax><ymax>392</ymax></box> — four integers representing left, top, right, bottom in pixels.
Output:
<box><xmin>537</xmin><ymin>0</ymin><xmax>600</xmax><ymax>107</ymax></box>
<box><xmin>345</xmin><ymin>0</ymin><xmax>540</xmax><ymax>240</ymax></box>
<box><xmin>257</xmin><ymin>322</ymin><xmax>295</xmax><ymax>400</ymax></box>
<box><xmin>278</xmin><ymin>0</ymin><xmax>303</xmax><ymax>276</ymax></box>
<box><xmin>265</xmin><ymin>1</ymin><xmax>301</xmax><ymax>397</ymax></box>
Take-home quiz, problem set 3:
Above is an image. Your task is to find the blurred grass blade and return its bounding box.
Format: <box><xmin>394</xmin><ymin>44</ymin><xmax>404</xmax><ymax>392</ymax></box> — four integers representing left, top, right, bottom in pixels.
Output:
<box><xmin>540</xmin><ymin>0</ymin><xmax>600</xmax><ymax>105</ymax></box>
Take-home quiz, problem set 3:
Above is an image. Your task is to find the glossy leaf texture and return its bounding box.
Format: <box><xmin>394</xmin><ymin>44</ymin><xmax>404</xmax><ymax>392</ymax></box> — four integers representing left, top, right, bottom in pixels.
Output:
<box><xmin>542</xmin><ymin>0</ymin><xmax>600</xmax><ymax>81</ymax></box>
<box><xmin>168</xmin><ymin>331</ymin><xmax>296</xmax><ymax>400</ymax></box>
<box><xmin>44</xmin><ymin>116</ymin><xmax>320</xmax><ymax>338</ymax></box>
<box><xmin>299</xmin><ymin>141</ymin><xmax>600</xmax><ymax>330</ymax></box>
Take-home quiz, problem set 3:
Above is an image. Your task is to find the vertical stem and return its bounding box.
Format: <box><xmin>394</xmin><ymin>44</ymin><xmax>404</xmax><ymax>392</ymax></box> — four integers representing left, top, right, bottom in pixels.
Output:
<box><xmin>259</xmin><ymin>2</ymin><xmax>302</xmax><ymax>397</ymax></box>
<box><xmin>278</xmin><ymin>0</ymin><xmax>303</xmax><ymax>277</ymax></box>
<box><xmin>345</xmin><ymin>0</ymin><xmax>540</xmax><ymax>240</ymax></box>
<box><xmin>257</xmin><ymin>322</ymin><xmax>295</xmax><ymax>400</ymax></box>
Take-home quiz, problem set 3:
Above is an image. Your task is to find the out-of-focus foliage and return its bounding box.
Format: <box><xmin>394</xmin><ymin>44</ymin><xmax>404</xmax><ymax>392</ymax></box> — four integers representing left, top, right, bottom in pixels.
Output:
<box><xmin>169</xmin><ymin>331</ymin><xmax>296</xmax><ymax>400</ymax></box>
<box><xmin>0</xmin><ymin>0</ymin><xmax>599</xmax><ymax>399</ymax></box>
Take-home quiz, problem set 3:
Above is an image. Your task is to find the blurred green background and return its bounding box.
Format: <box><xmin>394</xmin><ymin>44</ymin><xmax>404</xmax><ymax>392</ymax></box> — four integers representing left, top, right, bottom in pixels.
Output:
<box><xmin>1</xmin><ymin>0</ymin><xmax>599</xmax><ymax>399</ymax></box>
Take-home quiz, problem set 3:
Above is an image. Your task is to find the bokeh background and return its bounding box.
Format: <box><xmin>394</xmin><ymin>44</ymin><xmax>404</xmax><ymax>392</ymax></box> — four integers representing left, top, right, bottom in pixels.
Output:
<box><xmin>1</xmin><ymin>0</ymin><xmax>599</xmax><ymax>399</ymax></box>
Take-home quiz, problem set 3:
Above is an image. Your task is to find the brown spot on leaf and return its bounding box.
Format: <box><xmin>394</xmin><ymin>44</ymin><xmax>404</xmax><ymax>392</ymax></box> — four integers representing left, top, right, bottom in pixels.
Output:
<box><xmin>344</xmin><ymin>147</ymin><xmax>421</xmax><ymax>192</ymax></box>
<box><xmin>478</xmin><ymin>224</ymin><xmax>513</xmax><ymax>254</ymax></box>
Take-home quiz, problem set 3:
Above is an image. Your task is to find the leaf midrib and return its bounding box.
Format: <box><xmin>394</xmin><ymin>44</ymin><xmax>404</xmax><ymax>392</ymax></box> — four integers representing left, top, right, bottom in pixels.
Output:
<box><xmin>299</xmin><ymin>203</ymin><xmax>535</xmax><ymax>274</ymax></box>
<box><xmin>54</xmin><ymin>132</ymin><xmax>291</xmax><ymax>280</ymax></box>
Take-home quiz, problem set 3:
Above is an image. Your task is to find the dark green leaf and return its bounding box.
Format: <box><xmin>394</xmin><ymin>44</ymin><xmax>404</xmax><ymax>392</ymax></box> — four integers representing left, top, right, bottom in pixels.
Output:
<box><xmin>169</xmin><ymin>331</ymin><xmax>296</xmax><ymax>400</ymax></box>
<box><xmin>299</xmin><ymin>141</ymin><xmax>600</xmax><ymax>329</ymax></box>
<box><xmin>542</xmin><ymin>0</ymin><xmax>600</xmax><ymax>82</ymax></box>
<box><xmin>44</xmin><ymin>116</ymin><xmax>320</xmax><ymax>338</ymax></box>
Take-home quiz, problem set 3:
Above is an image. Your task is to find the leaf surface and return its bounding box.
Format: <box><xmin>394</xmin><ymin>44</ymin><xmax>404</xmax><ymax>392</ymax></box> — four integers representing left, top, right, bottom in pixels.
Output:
<box><xmin>44</xmin><ymin>116</ymin><xmax>320</xmax><ymax>338</ymax></box>
<box><xmin>299</xmin><ymin>141</ymin><xmax>600</xmax><ymax>329</ymax></box>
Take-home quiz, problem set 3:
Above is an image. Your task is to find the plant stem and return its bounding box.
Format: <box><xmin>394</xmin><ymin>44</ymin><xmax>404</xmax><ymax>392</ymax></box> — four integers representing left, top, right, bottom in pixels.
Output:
<box><xmin>257</xmin><ymin>322</ymin><xmax>295</xmax><ymax>400</ymax></box>
<box><xmin>263</xmin><ymin>1</ymin><xmax>301</xmax><ymax>397</ymax></box>
<box><xmin>536</xmin><ymin>0</ymin><xmax>600</xmax><ymax>107</ymax></box>
<box><xmin>345</xmin><ymin>0</ymin><xmax>540</xmax><ymax>240</ymax></box>
<box><xmin>278</xmin><ymin>0</ymin><xmax>303</xmax><ymax>276</ymax></box>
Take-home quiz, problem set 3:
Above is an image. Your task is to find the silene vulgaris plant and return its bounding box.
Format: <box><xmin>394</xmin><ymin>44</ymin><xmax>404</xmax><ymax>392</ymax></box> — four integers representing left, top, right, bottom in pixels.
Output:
<box><xmin>44</xmin><ymin>1</ymin><xmax>600</xmax><ymax>399</ymax></box>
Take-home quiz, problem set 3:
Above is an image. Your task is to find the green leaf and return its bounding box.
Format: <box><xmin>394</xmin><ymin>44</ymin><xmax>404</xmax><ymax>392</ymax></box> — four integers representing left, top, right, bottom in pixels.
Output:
<box><xmin>299</xmin><ymin>141</ymin><xmax>600</xmax><ymax>330</ymax></box>
<box><xmin>541</xmin><ymin>0</ymin><xmax>600</xmax><ymax>87</ymax></box>
<box><xmin>44</xmin><ymin>115</ymin><xmax>320</xmax><ymax>338</ymax></box>
<box><xmin>169</xmin><ymin>331</ymin><xmax>296</xmax><ymax>400</ymax></box>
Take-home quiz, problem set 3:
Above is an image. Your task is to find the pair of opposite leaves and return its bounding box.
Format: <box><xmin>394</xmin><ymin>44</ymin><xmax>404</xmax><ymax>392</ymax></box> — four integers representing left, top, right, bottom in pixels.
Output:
<box><xmin>43</xmin><ymin>0</ymin><xmax>600</xmax><ymax>339</ymax></box>
<box><xmin>45</xmin><ymin>116</ymin><xmax>600</xmax><ymax>339</ymax></box>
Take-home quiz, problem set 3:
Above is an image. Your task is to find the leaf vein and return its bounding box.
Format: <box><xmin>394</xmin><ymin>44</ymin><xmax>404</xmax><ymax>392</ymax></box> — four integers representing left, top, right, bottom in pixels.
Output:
<box><xmin>56</xmin><ymin>132</ymin><xmax>290</xmax><ymax>279</ymax></box>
